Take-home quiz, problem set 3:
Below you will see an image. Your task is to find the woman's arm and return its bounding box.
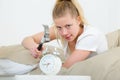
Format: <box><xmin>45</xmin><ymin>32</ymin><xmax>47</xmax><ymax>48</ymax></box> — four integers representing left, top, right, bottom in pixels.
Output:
<box><xmin>21</xmin><ymin>26</ymin><xmax>56</xmax><ymax>58</ymax></box>
<box><xmin>22</xmin><ymin>32</ymin><xmax>44</xmax><ymax>50</ymax></box>
<box><xmin>62</xmin><ymin>49</ymin><xmax>91</xmax><ymax>68</ymax></box>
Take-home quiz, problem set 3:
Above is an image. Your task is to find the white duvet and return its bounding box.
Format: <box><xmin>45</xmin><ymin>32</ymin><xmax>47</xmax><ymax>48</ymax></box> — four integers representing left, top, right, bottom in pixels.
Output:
<box><xmin>0</xmin><ymin>59</ymin><xmax>38</xmax><ymax>75</ymax></box>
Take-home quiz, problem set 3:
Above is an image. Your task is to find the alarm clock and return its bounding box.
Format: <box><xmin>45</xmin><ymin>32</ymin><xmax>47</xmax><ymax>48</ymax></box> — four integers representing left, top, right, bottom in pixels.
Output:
<box><xmin>39</xmin><ymin>47</ymin><xmax>62</xmax><ymax>75</ymax></box>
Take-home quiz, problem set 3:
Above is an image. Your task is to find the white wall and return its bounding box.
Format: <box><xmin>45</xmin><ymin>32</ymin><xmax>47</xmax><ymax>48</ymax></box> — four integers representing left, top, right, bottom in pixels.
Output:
<box><xmin>108</xmin><ymin>0</ymin><xmax>120</xmax><ymax>32</ymax></box>
<box><xmin>0</xmin><ymin>0</ymin><xmax>55</xmax><ymax>46</ymax></box>
<box><xmin>79</xmin><ymin>0</ymin><xmax>120</xmax><ymax>33</ymax></box>
<box><xmin>0</xmin><ymin>0</ymin><xmax>120</xmax><ymax>46</ymax></box>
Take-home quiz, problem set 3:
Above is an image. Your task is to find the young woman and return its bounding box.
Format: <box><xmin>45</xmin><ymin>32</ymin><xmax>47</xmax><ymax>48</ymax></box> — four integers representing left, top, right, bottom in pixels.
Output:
<box><xmin>22</xmin><ymin>0</ymin><xmax>108</xmax><ymax>68</ymax></box>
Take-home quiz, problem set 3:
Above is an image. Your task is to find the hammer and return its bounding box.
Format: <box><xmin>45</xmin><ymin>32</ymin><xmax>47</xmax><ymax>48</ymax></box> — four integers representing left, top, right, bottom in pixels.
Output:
<box><xmin>37</xmin><ymin>25</ymin><xmax>50</xmax><ymax>51</ymax></box>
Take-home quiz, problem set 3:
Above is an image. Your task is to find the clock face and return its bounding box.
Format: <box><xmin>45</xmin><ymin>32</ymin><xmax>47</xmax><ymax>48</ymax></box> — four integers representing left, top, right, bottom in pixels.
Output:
<box><xmin>39</xmin><ymin>54</ymin><xmax>62</xmax><ymax>75</ymax></box>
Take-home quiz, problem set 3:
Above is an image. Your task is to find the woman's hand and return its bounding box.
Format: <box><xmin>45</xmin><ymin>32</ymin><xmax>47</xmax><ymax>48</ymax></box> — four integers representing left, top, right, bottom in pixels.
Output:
<box><xmin>30</xmin><ymin>47</ymin><xmax>43</xmax><ymax>58</ymax></box>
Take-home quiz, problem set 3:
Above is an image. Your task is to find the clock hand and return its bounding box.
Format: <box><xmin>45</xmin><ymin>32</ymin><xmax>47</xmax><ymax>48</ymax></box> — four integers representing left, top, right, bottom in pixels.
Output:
<box><xmin>43</xmin><ymin>63</ymin><xmax>50</xmax><ymax>67</ymax></box>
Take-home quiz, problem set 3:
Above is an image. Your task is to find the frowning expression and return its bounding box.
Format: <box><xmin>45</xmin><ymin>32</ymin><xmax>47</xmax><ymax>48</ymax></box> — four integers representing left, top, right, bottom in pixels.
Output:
<box><xmin>54</xmin><ymin>13</ymin><xmax>82</xmax><ymax>42</ymax></box>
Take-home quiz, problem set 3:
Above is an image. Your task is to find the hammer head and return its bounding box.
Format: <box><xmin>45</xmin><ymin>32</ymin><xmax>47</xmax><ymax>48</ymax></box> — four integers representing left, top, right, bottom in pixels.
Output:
<box><xmin>42</xmin><ymin>24</ymin><xmax>50</xmax><ymax>42</ymax></box>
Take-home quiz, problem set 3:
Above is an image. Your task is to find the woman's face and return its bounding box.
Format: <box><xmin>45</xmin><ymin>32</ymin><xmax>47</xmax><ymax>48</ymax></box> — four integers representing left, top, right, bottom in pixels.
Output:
<box><xmin>54</xmin><ymin>13</ymin><xmax>82</xmax><ymax>42</ymax></box>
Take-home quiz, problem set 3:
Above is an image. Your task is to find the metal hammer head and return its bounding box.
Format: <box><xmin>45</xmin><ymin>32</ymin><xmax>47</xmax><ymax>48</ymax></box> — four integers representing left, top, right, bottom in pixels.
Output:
<box><xmin>42</xmin><ymin>24</ymin><xmax>50</xmax><ymax>42</ymax></box>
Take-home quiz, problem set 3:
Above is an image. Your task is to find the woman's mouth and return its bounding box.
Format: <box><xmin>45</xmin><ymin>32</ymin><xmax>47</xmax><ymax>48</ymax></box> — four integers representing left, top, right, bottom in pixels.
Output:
<box><xmin>65</xmin><ymin>35</ymin><xmax>71</xmax><ymax>40</ymax></box>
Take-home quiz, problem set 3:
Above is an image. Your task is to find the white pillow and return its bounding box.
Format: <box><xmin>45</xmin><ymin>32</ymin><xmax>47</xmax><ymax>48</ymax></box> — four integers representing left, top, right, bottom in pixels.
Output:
<box><xmin>0</xmin><ymin>59</ymin><xmax>38</xmax><ymax>75</ymax></box>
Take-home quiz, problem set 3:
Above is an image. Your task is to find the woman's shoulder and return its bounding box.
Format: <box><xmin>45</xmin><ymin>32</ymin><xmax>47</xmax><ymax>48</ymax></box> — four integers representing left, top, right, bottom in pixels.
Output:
<box><xmin>84</xmin><ymin>25</ymin><xmax>102</xmax><ymax>34</ymax></box>
<box><xmin>77</xmin><ymin>25</ymin><xmax>105</xmax><ymax>41</ymax></box>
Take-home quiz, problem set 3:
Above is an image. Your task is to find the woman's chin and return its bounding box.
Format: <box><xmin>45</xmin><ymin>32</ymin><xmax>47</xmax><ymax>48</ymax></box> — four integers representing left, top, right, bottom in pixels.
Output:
<box><xmin>66</xmin><ymin>38</ymin><xmax>74</xmax><ymax>42</ymax></box>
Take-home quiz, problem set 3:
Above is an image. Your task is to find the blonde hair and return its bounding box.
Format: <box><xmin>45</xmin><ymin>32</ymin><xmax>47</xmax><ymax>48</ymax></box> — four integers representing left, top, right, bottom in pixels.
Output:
<box><xmin>52</xmin><ymin>0</ymin><xmax>87</xmax><ymax>46</ymax></box>
<box><xmin>53</xmin><ymin>0</ymin><xmax>87</xmax><ymax>24</ymax></box>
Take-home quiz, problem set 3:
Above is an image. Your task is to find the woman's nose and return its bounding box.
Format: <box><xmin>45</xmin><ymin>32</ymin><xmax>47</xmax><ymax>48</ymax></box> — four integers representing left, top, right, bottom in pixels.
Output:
<box><xmin>62</xmin><ymin>28</ymin><xmax>68</xmax><ymax>35</ymax></box>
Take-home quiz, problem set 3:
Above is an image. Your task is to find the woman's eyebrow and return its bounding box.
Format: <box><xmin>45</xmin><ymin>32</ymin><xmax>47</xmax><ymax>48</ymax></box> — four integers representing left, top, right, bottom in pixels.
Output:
<box><xmin>65</xmin><ymin>24</ymin><xmax>73</xmax><ymax>27</ymax></box>
<box><xmin>56</xmin><ymin>25</ymin><xmax>61</xmax><ymax>28</ymax></box>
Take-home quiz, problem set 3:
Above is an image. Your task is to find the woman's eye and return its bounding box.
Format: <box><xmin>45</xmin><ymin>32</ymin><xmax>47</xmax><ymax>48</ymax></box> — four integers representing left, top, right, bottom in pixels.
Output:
<box><xmin>66</xmin><ymin>24</ymin><xmax>71</xmax><ymax>29</ymax></box>
<box><xmin>56</xmin><ymin>26</ymin><xmax>62</xmax><ymax>30</ymax></box>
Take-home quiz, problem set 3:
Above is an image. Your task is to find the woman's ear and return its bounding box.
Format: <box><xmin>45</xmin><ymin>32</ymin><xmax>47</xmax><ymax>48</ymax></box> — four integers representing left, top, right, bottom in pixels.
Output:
<box><xmin>76</xmin><ymin>16</ymin><xmax>81</xmax><ymax>24</ymax></box>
